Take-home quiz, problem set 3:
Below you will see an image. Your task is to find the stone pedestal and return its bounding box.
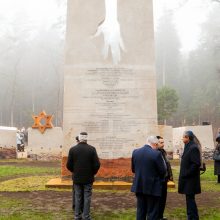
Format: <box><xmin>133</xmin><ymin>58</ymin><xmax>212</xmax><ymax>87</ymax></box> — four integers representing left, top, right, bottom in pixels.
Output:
<box><xmin>173</xmin><ymin>125</ymin><xmax>214</xmax><ymax>159</ymax></box>
<box><xmin>0</xmin><ymin>126</ymin><xmax>17</xmax><ymax>159</ymax></box>
<box><xmin>0</xmin><ymin>126</ymin><xmax>16</xmax><ymax>147</ymax></box>
<box><xmin>27</xmin><ymin>127</ymin><xmax>63</xmax><ymax>160</ymax></box>
<box><xmin>62</xmin><ymin>0</ymin><xmax>158</xmax><ymax>179</ymax></box>
<box><xmin>16</xmin><ymin>151</ymin><xmax>27</xmax><ymax>159</ymax></box>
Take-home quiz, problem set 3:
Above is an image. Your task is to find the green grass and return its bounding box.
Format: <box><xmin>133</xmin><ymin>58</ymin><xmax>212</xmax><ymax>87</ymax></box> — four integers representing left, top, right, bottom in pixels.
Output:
<box><xmin>170</xmin><ymin>160</ymin><xmax>216</xmax><ymax>181</ymax></box>
<box><xmin>0</xmin><ymin>211</ymin><xmax>72</xmax><ymax>220</ymax></box>
<box><xmin>0</xmin><ymin>196</ymin><xmax>72</xmax><ymax>220</ymax></box>
<box><xmin>0</xmin><ymin>164</ymin><xmax>61</xmax><ymax>192</ymax></box>
<box><xmin>93</xmin><ymin>209</ymin><xmax>135</xmax><ymax>220</ymax></box>
<box><xmin>94</xmin><ymin>207</ymin><xmax>220</xmax><ymax>220</ymax></box>
<box><xmin>168</xmin><ymin>161</ymin><xmax>220</xmax><ymax>192</ymax></box>
<box><xmin>0</xmin><ymin>165</ymin><xmax>60</xmax><ymax>178</ymax></box>
<box><xmin>0</xmin><ymin>176</ymin><xmax>59</xmax><ymax>191</ymax></box>
<box><xmin>164</xmin><ymin>208</ymin><xmax>220</xmax><ymax>220</ymax></box>
<box><xmin>200</xmin><ymin>165</ymin><xmax>216</xmax><ymax>181</ymax></box>
<box><xmin>1</xmin><ymin>200</ymin><xmax>220</xmax><ymax>220</ymax></box>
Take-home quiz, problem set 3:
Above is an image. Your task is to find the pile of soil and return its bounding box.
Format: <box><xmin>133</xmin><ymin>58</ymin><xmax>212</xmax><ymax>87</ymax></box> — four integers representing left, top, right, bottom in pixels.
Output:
<box><xmin>62</xmin><ymin>157</ymin><xmax>133</xmax><ymax>180</ymax></box>
<box><xmin>0</xmin><ymin>147</ymin><xmax>16</xmax><ymax>159</ymax></box>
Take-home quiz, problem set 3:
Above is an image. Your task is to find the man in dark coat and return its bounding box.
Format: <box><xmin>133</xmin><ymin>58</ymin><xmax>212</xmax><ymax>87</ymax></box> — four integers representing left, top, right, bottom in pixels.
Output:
<box><xmin>157</xmin><ymin>136</ymin><xmax>173</xmax><ymax>220</ymax></box>
<box><xmin>178</xmin><ymin>130</ymin><xmax>201</xmax><ymax>220</ymax></box>
<box><xmin>66</xmin><ymin>132</ymin><xmax>100</xmax><ymax>220</ymax></box>
<box><xmin>131</xmin><ymin>136</ymin><xmax>167</xmax><ymax>220</ymax></box>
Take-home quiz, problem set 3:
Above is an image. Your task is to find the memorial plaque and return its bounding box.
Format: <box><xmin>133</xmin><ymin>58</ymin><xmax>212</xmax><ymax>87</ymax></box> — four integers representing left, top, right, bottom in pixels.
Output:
<box><xmin>62</xmin><ymin>0</ymin><xmax>158</xmax><ymax>178</ymax></box>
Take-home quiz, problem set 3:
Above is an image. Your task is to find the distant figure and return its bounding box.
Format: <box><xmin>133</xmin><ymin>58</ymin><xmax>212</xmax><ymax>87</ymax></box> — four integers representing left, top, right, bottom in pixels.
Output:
<box><xmin>21</xmin><ymin>127</ymin><xmax>28</xmax><ymax>146</ymax></box>
<box><xmin>213</xmin><ymin>134</ymin><xmax>220</xmax><ymax>183</ymax></box>
<box><xmin>157</xmin><ymin>136</ymin><xmax>173</xmax><ymax>220</ymax></box>
<box><xmin>16</xmin><ymin>130</ymin><xmax>24</xmax><ymax>152</ymax></box>
<box><xmin>131</xmin><ymin>136</ymin><xmax>166</xmax><ymax>220</ymax></box>
<box><xmin>178</xmin><ymin>130</ymin><xmax>201</xmax><ymax>220</ymax></box>
<box><xmin>66</xmin><ymin>132</ymin><xmax>100</xmax><ymax>220</ymax></box>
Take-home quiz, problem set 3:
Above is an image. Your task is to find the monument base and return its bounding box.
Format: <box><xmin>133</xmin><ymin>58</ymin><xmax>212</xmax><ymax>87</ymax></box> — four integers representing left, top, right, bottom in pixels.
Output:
<box><xmin>46</xmin><ymin>178</ymin><xmax>132</xmax><ymax>190</ymax></box>
<box><xmin>61</xmin><ymin>157</ymin><xmax>133</xmax><ymax>181</ymax></box>
<box><xmin>46</xmin><ymin>178</ymin><xmax>175</xmax><ymax>190</ymax></box>
<box><xmin>16</xmin><ymin>151</ymin><xmax>27</xmax><ymax>159</ymax></box>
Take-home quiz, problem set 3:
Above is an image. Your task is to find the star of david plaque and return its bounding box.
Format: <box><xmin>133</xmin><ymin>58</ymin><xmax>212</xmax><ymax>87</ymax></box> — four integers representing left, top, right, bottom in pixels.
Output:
<box><xmin>32</xmin><ymin>111</ymin><xmax>53</xmax><ymax>134</ymax></box>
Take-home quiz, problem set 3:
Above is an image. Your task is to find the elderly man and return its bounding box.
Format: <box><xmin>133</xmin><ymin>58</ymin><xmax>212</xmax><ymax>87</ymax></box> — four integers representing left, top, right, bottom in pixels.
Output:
<box><xmin>131</xmin><ymin>136</ymin><xmax>167</xmax><ymax>220</ymax></box>
<box><xmin>66</xmin><ymin>132</ymin><xmax>100</xmax><ymax>220</ymax></box>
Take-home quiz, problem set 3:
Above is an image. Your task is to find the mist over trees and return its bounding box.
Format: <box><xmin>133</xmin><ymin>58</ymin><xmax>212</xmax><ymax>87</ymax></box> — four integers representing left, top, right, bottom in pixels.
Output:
<box><xmin>0</xmin><ymin>0</ymin><xmax>219</xmax><ymax>132</ymax></box>
<box><xmin>154</xmin><ymin>0</ymin><xmax>220</xmax><ymax>133</ymax></box>
<box><xmin>157</xmin><ymin>86</ymin><xmax>179</xmax><ymax>124</ymax></box>
<box><xmin>0</xmin><ymin>0</ymin><xmax>66</xmax><ymax>128</ymax></box>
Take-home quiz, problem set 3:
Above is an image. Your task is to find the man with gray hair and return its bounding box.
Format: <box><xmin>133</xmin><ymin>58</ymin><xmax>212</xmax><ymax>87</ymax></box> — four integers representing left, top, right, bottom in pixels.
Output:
<box><xmin>131</xmin><ymin>135</ymin><xmax>167</xmax><ymax>220</ymax></box>
<box><xmin>67</xmin><ymin>132</ymin><xmax>100</xmax><ymax>220</ymax></box>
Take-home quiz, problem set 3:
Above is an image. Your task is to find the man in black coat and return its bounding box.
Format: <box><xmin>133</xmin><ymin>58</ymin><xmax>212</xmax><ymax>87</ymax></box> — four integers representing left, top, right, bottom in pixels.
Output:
<box><xmin>66</xmin><ymin>132</ymin><xmax>100</xmax><ymax>220</ymax></box>
<box><xmin>131</xmin><ymin>136</ymin><xmax>167</xmax><ymax>220</ymax></box>
<box><xmin>178</xmin><ymin>130</ymin><xmax>201</xmax><ymax>220</ymax></box>
<box><xmin>157</xmin><ymin>136</ymin><xmax>173</xmax><ymax>220</ymax></box>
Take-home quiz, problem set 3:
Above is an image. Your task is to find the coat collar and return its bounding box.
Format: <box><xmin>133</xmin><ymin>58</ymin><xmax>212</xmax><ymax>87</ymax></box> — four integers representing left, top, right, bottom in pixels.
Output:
<box><xmin>182</xmin><ymin>141</ymin><xmax>194</xmax><ymax>156</ymax></box>
<box><xmin>144</xmin><ymin>144</ymin><xmax>153</xmax><ymax>149</ymax></box>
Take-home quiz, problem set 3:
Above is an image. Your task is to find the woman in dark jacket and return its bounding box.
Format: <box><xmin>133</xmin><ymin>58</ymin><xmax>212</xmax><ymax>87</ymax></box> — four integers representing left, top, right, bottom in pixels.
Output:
<box><xmin>178</xmin><ymin>130</ymin><xmax>201</xmax><ymax>220</ymax></box>
<box><xmin>214</xmin><ymin>135</ymin><xmax>220</xmax><ymax>183</ymax></box>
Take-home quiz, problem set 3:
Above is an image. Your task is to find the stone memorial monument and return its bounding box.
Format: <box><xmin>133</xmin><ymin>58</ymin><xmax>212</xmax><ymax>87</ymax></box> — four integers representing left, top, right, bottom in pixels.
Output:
<box><xmin>61</xmin><ymin>0</ymin><xmax>158</xmax><ymax>180</ymax></box>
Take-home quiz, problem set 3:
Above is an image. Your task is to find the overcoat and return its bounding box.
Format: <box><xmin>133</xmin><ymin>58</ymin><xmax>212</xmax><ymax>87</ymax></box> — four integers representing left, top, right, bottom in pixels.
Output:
<box><xmin>178</xmin><ymin>141</ymin><xmax>201</xmax><ymax>195</ymax></box>
<box><xmin>131</xmin><ymin>145</ymin><xmax>166</xmax><ymax>197</ymax></box>
<box><xmin>66</xmin><ymin>142</ymin><xmax>100</xmax><ymax>184</ymax></box>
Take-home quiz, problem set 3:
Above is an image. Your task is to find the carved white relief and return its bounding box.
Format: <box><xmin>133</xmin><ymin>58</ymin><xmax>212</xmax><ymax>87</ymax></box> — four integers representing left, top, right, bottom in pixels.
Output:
<box><xmin>94</xmin><ymin>0</ymin><xmax>125</xmax><ymax>65</ymax></box>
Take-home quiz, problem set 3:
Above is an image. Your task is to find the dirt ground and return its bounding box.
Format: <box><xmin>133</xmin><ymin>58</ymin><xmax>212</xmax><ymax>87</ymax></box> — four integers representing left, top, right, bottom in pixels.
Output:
<box><xmin>1</xmin><ymin>191</ymin><xmax>220</xmax><ymax>212</ymax></box>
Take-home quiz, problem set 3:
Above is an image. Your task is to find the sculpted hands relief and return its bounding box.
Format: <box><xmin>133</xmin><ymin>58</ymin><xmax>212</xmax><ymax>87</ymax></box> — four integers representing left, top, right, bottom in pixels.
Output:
<box><xmin>94</xmin><ymin>0</ymin><xmax>125</xmax><ymax>65</ymax></box>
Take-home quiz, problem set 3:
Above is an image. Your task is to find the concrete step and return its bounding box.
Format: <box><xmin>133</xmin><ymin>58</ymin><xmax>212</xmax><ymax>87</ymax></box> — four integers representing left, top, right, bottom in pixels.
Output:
<box><xmin>16</xmin><ymin>151</ymin><xmax>27</xmax><ymax>159</ymax></box>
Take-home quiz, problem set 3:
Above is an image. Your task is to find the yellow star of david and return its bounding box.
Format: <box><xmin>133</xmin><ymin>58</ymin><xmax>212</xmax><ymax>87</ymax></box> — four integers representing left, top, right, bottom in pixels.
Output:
<box><xmin>32</xmin><ymin>111</ymin><xmax>53</xmax><ymax>134</ymax></box>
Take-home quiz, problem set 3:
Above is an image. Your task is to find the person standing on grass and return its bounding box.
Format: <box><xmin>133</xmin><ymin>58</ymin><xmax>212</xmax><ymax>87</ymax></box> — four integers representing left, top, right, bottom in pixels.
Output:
<box><xmin>157</xmin><ymin>136</ymin><xmax>173</xmax><ymax>220</ymax></box>
<box><xmin>178</xmin><ymin>130</ymin><xmax>201</xmax><ymax>220</ymax></box>
<box><xmin>66</xmin><ymin>132</ymin><xmax>100</xmax><ymax>220</ymax></box>
<box><xmin>213</xmin><ymin>134</ymin><xmax>220</xmax><ymax>183</ymax></box>
<box><xmin>131</xmin><ymin>136</ymin><xmax>167</xmax><ymax>220</ymax></box>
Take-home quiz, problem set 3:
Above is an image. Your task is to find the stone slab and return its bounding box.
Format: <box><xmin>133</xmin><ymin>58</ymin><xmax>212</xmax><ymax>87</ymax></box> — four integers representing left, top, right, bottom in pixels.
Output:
<box><xmin>46</xmin><ymin>178</ymin><xmax>132</xmax><ymax>190</ymax></box>
<box><xmin>63</xmin><ymin>0</ymin><xmax>158</xmax><ymax>165</ymax></box>
<box><xmin>16</xmin><ymin>151</ymin><xmax>27</xmax><ymax>159</ymax></box>
<box><xmin>0</xmin><ymin>126</ymin><xmax>16</xmax><ymax>148</ymax></box>
<box><xmin>158</xmin><ymin>125</ymin><xmax>173</xmax><ymax>152</ymax></box>
<box><xmin>0</xmin><ymin>127</ymin><xmax>17</xmax><ymax>159</ymax></box>
<box><xmin>27</xmin><ymin>127</ymin><xmax>63</xmax><ymax>160</ymax></box>
<box><xmin>173</xmin><ymin>125</ymin><xmax>214</xmax><ymax>159</ymax></box>
<box><xmin>46</xmin><ymin>178</ymin><xmax>175</xmax><ymax>190</ymax></box>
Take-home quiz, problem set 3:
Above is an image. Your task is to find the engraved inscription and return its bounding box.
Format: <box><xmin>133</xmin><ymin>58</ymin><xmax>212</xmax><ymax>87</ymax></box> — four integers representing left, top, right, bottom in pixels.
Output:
<box><xmin>64</xmin><ymin>67</ymin><xmax>157</xmax><ymax>158</ymax></box>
